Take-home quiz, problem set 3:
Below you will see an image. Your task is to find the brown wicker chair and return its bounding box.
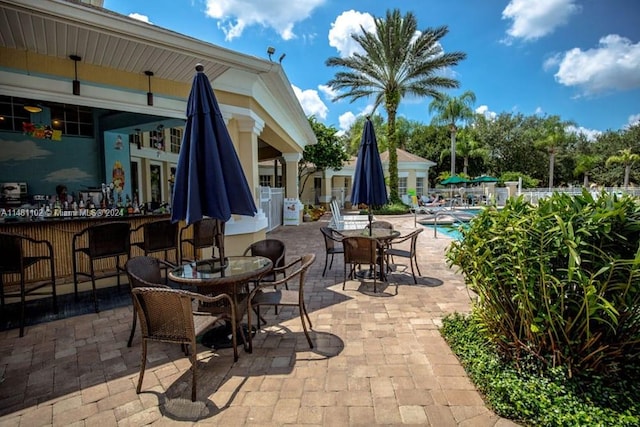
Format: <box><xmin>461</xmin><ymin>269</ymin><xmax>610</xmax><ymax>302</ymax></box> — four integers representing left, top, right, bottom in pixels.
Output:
<box><xmin>130</xmin><ymin>219</ymin><xmax>179</xmax><ymax>265</ymax></box>
<box><xmin>342</xmin><ymin>236</ymin><xmax>384</xmax><ymax>292</ymax></box>
<box><xmin>385</xmin><ymin>228</ymin><xmax>424</xmax><ymax>284</ymax></box>
<box><xmin>320</xmin><ymin>227</ymin><xmax>343</xmax><ymax>276</ymax></box>
<box><xmin>365</xmin><ymin>220</ymin><xmax>394</xmax><ymax>230</ymax></box>
<box><xmin>179</xmin><ymin>218</ymin><xmax>225</xmax><ymax>263</ymax></box>
<box><xmin>0</xmin><ymin>232</ymin><xmax>57</xmax><ymax>337</ymax></box>
<box><xmin>72</xmin><ymin>221</ymin><xmax>131</xmax><ymax>312</ymax></box>
<box><xmin>125</xmin><ymin>256</ymin><xmax>183</xmax><ymax>347</ymax></box>
<box><xmin>243</xmin><ymin>239</ymin><xmax>286</xmax><ymax>290</ymax></box>
<box><xmin>248</xmin><ymin>253</ymin><xmax>316</xmax><ymax>350</ymax></box>
<box><xmin>131</xmin><ymin>286</ymin><xmax>236</xmax><ymax>402</ymax></box>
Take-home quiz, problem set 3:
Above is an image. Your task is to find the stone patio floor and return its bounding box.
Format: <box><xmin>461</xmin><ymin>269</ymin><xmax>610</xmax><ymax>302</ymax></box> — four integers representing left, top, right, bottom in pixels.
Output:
<box><xmin>0</xmin><ymin>214</ymin><xmax>520</xmax><ymax>426</ymax></box>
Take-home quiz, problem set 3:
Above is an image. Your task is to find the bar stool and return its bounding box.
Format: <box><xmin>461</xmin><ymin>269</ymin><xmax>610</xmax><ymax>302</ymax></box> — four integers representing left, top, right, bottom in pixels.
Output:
<box><xmin>130</xmin><ymin>219</ymin><xmax>179</xmax><ymax>264</ymax></box>
<box><xmin>72</xmin><ymin>221</ymin><xmax>131</xmax><ymax>312</ymax></box>
<box><xmin>179</xmin><ymin>217</ymin><xmax>225</xmax><ymax>263</ymax></box>
<box><xmin>0</xmin><ymin>232</ymin><xmax>57</xmax><ymax>337</ymax></box>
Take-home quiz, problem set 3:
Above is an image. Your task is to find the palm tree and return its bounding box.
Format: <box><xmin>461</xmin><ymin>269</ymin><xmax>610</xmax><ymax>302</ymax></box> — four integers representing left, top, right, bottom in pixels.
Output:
<box><xmin>440</xmin><ymin>128</ymin><xmax>488</xmax><ymax>176</ymax></box>
<box><xmin>325</xmin><ymin>9</ymin><xmax>466</xmax><ymax>203</ymax></box>
<box><xmin>428</xmin><ymin>90</ymin><xmax>476</xmax><ymax>177</ymax></box>
<box><xmin>606</xmin><ymin>148</ymin><xmax>640</xmax><ymax>189</ymax></box>
<box><xmin>574</xmin><ymin>154</ymin><xmax>600</xmax><ymax>187</ymax></box>
<box><xmin>534</xmin><ymin>116</ymin><xmax>567</xmax><ymax>190</ymax></box>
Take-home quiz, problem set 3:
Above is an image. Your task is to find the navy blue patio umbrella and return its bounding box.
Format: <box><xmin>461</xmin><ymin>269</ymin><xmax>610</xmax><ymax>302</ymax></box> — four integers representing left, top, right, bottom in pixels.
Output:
<box><xmin>171</xmin><ymin>64</ymin><xmax>257</xmax><ymax>226</ymax></box>
<box><xmin>351</xmin><ymin>117</ymin><xmax>388</xmax><ymax>235</ymax></box>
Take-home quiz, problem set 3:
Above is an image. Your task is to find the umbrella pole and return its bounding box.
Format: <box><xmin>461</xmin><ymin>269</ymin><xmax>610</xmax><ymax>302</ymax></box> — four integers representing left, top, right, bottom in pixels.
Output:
<box><xmin>368</xmin><ymin>206</ymin><xmax>373</xmax><ymax>236</ymax></box>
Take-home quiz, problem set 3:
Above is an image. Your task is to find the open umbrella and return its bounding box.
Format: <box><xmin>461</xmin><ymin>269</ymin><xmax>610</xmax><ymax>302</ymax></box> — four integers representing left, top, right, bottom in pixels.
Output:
<box><xmin>471</xmin><ymin>175</ymin><xmax>498</xmax><ymax>183</ymax></box>
<box><xmin>350</xmin><ymin>117</ymin><xmax>388</xmax><ymax>235</ymax></box>
<box><xmin>440</xmin><ymin>175</ymin><xmax>470</xmax><ymax>185</ymax></box>
<box><xmin>171</xmin><ymin>64</ymin><xmax>257</xmax><ymax>226</ymax></box>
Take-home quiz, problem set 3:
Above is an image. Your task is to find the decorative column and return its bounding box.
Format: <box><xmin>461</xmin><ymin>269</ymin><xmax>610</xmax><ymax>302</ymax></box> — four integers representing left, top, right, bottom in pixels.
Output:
<box><xmin>323</xmin><ymin>169</ymin><xmax>335</xmax><ymax>207</ymax></box>
<box><xmin>282</xmin><ymin>152</ymin><xmax>302</xmax><ymax>199</ymax></box>
<box><xmin>235</xmin><ymin>115</ymin><xmax>265</xmax><ymax>206</ymax></box>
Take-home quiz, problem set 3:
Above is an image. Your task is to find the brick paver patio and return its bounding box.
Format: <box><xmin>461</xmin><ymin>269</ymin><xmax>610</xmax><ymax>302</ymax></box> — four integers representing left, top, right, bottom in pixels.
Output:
<box><xmin>0</xmin><ymin>214</ymin><xmax>519</xmax><ymax>426</ymax></box>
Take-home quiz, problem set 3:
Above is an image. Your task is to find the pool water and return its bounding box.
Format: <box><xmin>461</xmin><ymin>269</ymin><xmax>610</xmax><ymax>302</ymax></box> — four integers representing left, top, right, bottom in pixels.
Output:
<box><xmin>423</xmin><ymin>223</ymin><xmax>466</xmax><ymax>240</ymax></box>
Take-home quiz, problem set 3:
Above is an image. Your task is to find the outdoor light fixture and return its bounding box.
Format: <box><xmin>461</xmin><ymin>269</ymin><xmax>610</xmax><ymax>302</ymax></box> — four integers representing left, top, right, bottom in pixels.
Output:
<box><xmin>267</xmin><ymin>46</ymin><xmax>276</xmax><ymax>61</ymax></box>
<box><xmin>69</xmin><ymin>55</ymin><xmax>82</xmax><ymax>96</ymax></box>
<box><xmin>24</xmin><ymin>105</ymin><xmax>43</xmax><ymax>113</ymax></box>
<box><xmin>145</xmin><ymin>70</ymin><xmax>154</xmax><ymax>106</ymax></box>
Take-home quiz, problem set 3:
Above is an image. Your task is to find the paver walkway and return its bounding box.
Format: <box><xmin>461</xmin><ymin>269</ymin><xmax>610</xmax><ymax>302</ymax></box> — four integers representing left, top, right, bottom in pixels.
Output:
<box><xmin>0</xmin><ymin>214</ymin><xmax>519</xmax><ymax>426</ymax></box>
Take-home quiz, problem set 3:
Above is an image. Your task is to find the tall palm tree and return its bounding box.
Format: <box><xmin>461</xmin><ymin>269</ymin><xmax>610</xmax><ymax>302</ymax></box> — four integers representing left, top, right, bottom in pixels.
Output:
<box><xmin>428</xmin><ymin>90</ymin><xmax>476</xmax><ymax>177</ymax></box>
<box><xmin>440</xmin><ymin>128</ymin><xmax>488</xmax><ymax>176</ymax></box>
<box><xmin>606</xmin><ymin>148</ymin><xmax>640</xmax><ymax>189</ymax></box>
<box><xmin>574</xmin><ymin>154</ymin><xmax>600</xmax><ymax>187</ymax></box>
<box><xmin>325</xmin><ymin>9</ymin><xmax>466</xmax><ymax>203</ymax></box>
<box><xmin>534</xmin><ymin>116</ymin><xmax>568</xmax><ymax>190</ymax></box>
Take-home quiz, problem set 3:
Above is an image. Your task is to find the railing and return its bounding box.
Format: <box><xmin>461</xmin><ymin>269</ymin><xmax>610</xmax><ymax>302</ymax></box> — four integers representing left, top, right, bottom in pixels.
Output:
<box><xmin>431</xmin><ymin>205</ymin><xmax>472</xmax><ymax>239</ymax></box>
<box><xmin>519</xmin><ymin>187</ymin><xmax>640</xmax><ymax>204</ymax></box>
<box><xmin>259</xmin><ymin>186</ymin><xmax>284</xmax><ymax>232</ymax></box>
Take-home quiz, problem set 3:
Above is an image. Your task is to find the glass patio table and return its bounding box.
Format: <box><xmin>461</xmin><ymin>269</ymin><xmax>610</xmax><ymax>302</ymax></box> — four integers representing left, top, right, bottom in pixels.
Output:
<box><xmin>169</xmin><ymin>256</ymin><xmax>273</xmax><ymax>353</ymax></box>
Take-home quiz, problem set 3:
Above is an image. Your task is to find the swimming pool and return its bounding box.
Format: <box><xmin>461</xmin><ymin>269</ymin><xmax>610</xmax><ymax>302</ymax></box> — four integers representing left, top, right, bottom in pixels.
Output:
<box><xmin>422</xmin><ymin>223</ymin><xmax>466</xmax><ymax>240</ymax></box>
<box><xmin>419</xmin><ymin>207</ymin><xmax>484</xmax><ymax>239</ymax></box>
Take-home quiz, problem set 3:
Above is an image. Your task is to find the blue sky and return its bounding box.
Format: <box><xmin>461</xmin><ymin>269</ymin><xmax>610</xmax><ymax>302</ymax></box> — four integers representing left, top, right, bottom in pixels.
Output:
<box><xmin>103</xmin><ymin>0</ymin><xmax>640</xmax><ymax>139</ymax></box>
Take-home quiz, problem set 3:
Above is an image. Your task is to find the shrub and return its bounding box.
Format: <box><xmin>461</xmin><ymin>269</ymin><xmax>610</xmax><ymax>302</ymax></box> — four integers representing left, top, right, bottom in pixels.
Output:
<box><xmin>441</xmin><ymin>313</ymin><xmax>640</xmax><ymax>426</ymax></box>
<box><xmin>371</xmin><ymin>202</ymin><xmax>410</xmax><ymax>215</ymax></box>
<box><xmin>446</xmin><ymin>190</ymin><xmax>640</xmax><ymax>376</ymax></box>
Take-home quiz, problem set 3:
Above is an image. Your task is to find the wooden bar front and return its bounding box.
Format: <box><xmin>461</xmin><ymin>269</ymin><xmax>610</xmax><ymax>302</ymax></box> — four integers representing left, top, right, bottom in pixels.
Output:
<box><xmin>0</xmin><ymin>214</ymin><xmax>194</xmax><ymax>286</ymax></box>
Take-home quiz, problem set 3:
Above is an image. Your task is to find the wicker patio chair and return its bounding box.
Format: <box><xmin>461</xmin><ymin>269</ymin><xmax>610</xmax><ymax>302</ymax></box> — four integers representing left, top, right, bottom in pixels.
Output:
<box><xmin>130</xmin><ymin>219</ymin><xmax>179</xmax><ymax>266</ymax></box>
<box><xmin>131</xmin><ymin>286</ymin><xmax>236</xmax><ymax>402</ymax></box>
<box><xmin>320</xmin><ymin>226</ymin><xmax>343</xmax><ymax>276</ymax></box>
<box><xmin>243</xmin><ymin>239</ymin><xmax>286</xmax><ymax>289</ymax></box>
<box><xmin>386</xmin><ymin>228</ymin><xmax>424</xmax><ymax>284</ymax></box>
<box><xmin>0</xmin><ymin>232</ymin><xmax>57</xmax><ymax>337</ymax></box>
<box><xmin>247</xmin><ymin>253</ymin><xmax>316</xmax><ymax>350</ymax></box>
<box><xmin>72</xmin><ymin>221</ymin><xmax>131</xmax><ymax>313</ymax></box>
<box><xmin>342</xmin><ymin>236</ymin><xmax>384</xmax><ymax>293</ymax></box>
<box><xmin>179</xmin><ymin>217</ymin><xmax>225</xmax><ymax>263</ymax></box>
<box><xmin>125</xmin><ymin>256</ymin><xmax>181</xmax><ymax>347</ymax></box>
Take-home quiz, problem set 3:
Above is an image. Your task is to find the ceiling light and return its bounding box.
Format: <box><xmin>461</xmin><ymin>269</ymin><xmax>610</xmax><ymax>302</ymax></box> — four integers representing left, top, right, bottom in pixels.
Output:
<box><xmin>145</xmin><ymin>71</ymin><xmax>154</xmax><ymax>106</ymax></box>
<box><xmin>24</xmin><ymin>105</ymin><xmax>43</xmax><ymax>113</ymax></box>
<box><xmin>70</xmin><ymin>55</ymin><xmax>82</xmax><ymax>96</ymax></box>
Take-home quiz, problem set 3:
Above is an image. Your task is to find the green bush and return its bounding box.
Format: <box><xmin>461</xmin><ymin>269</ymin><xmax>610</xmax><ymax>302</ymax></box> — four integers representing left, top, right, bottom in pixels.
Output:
<box><xmin>446</xmin><ymin>190</ymin><xmax>640</xmax><ymax>375</ymax></box>
<box><xmin>370</xmin><ymin>202</ymin><xmax>410</xmax><ymax>215</ymax></box>
<box><xmin>441</xmin><ymin>313</ymin><xmax>640</xmax><ymax>426</ymax></box>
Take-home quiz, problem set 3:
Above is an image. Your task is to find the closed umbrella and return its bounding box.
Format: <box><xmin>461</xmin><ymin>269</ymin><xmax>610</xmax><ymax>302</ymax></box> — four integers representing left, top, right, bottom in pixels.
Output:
<box><xmin>351</xmin><ymin>117</ymin><xmax>388</xmax><ymax>235</ymax></box>
<box><xmin>171</xmin><ymin>64</ymin><xmax>257</xmax><ymax>226</ymax></box>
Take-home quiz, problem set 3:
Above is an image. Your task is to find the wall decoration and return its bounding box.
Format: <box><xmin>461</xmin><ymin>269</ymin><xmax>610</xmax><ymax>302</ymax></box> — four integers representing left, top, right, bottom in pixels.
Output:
<box><xmin>22</xmin><ymin>122</ymin><xmax>62</xmax><ymax>141</ymax></box>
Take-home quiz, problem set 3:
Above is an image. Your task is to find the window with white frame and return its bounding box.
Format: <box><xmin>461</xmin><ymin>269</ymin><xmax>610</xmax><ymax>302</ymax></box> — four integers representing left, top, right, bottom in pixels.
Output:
<box><xmin>398</xmin><ymin>177</ymin><xmax>408</xmax><ymax>196</ymax></box>
<box><xmin>259</xmin><ymin>175</ymin><xmax>272</xmax><ymax>187</ymax></box>
<box><xmin>416</xmin><ymin>177</ymin><xmax>424</xmax><ymax>197</ymax></box>
<box><xmin>170</xmin><ymin>128</ymin><xmax>182</xmax><ymax>154</ymax></box>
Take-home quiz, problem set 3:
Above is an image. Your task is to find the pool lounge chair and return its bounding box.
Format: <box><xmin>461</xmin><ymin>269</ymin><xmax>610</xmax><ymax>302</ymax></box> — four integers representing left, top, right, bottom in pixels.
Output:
<box><xmin>329</xmin><ymin>200</ymin><xmax>371</xmax><ymax>230</ymax></box>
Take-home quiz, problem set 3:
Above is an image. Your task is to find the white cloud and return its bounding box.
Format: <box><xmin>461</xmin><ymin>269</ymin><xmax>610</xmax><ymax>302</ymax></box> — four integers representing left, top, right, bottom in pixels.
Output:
<box><xmin>475</xmin><ymin>105</ymin><xmax>497</xmax><ymax>120</ymax></box>
<box><xmin>128</xmin><ymin>13</ymin><xmax>152</xmax><ymax>24</ymax></box>
<box><xmin>318</xmin><ymin>84</ymin><xmax>339</xmax><ymax>100</ymax></box>
<box><xmin>205</xmin><ymin>0</ymin><xmax>324</xmax><ymax>41</ymax></box>
<box><xmin>338</xmin><ymin>111</ymin><xmax>356</xmax><ymax>133</ymax></box>
<box><xmin>626</xmin><ymin>113</ymin><xmax>640</xmax><ymax>128</ymax></box>
<box><xmin>566</xmin><ymin>125</ymin><xmax>602</xmax><ymax>141</ymax></box>
<box><xmin>291</xmin><ymin>85</ymin><xmax>328</xmax><ymax>119</ymax></box>
<box><xmin>0</xmin><ymin>139</ymin><xmax>52</xmax><ymax>161</ymax></box>
<box><xmin>44</xmin><ymin>168</ymin><xmax>94</xmax><ymax>183</ymax></box>
<box><xmin>534</xmin><ymin>107</ymin><xmax>544</xmax><ymax>115</ymax></box>
<box><xmin>502</xmin><ymin>0</ymin><xmax>580</xmax><ymax>42</ymax></box>
<box><xmin>328</xmin><ymin>10</ymin><xmax>375</xmax><ymax>57</ymax></box>
<box><xmin>548</xmin><ymin>35</ymin><xmax>640</xmax><ymax>95</ymax></box>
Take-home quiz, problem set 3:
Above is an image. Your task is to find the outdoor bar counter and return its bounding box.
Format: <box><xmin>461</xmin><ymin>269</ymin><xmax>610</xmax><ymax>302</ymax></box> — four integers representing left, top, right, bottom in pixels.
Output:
<box><xmin>0</xmin><ymin>212</ymin><xmax>195</xmax><ymax>285</ymax></box>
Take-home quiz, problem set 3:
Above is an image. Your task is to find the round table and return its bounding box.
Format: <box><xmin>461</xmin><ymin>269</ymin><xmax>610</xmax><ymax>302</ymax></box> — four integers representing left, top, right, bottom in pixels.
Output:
<box><xmin>336</xmin><ymin>228</ymin><xmax>400</xmax><ymax>281</ymax></box>
<box><xmin>169</xmin><ymin>256</ymin><xmax>273</xmax><ymax>352</ymax></box>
